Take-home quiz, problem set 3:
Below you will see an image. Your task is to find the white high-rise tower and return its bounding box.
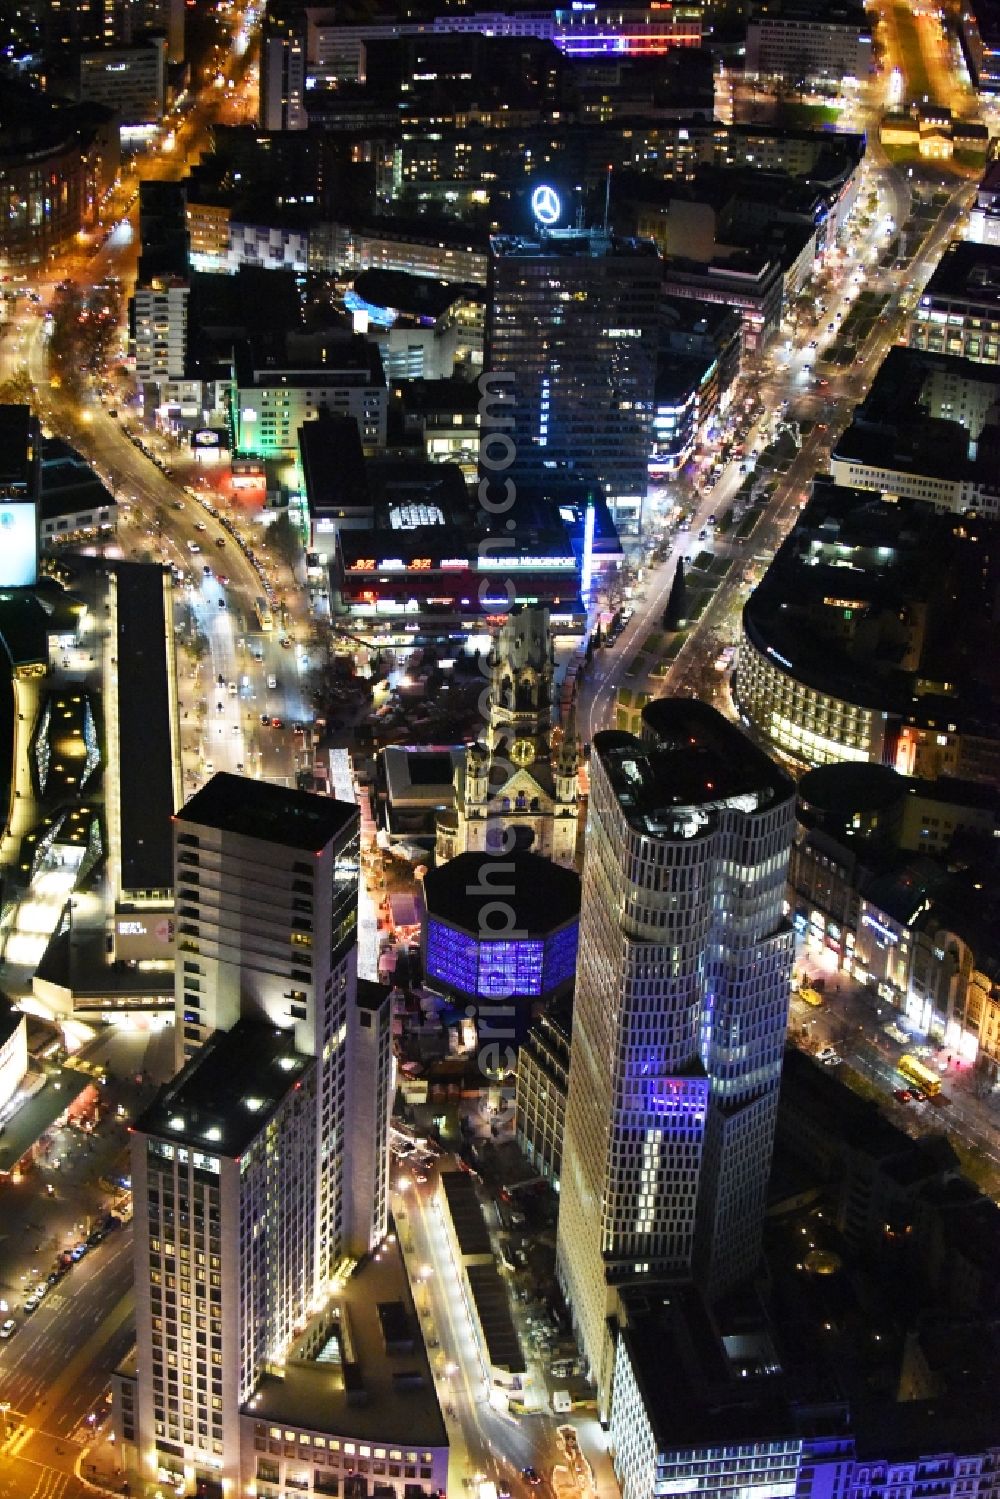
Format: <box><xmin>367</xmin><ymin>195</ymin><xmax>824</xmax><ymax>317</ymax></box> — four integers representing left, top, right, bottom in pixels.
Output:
<box><xmin>555</xmin><ymin>699</ymin><xmax>795</xmax><ymax>1406</ymax></box>
<box><xmin>125</xmin><ymin>776</ymin><xmax>393</xmax><ymax>1496</ymax></box>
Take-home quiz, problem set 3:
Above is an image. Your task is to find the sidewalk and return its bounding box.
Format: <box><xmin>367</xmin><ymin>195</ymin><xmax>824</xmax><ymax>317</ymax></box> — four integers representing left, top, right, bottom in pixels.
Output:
<box><xmin>77</xmin><ymin>1429</ymin><xmax>127</xmax><ymax>1495</ymax></box>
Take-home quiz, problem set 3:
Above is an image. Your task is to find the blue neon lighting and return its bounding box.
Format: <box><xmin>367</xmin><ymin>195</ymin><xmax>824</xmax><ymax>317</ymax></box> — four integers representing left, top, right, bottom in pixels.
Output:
<box><xmin>425</xmin><ymin>918</ymin><xmax>579</xmax><ymax>997</ymax></box>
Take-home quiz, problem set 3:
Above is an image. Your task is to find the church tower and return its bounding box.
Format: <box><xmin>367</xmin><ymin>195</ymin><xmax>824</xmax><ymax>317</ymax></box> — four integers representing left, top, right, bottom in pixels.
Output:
<box><xmin>435</xmin><ymin>607</ymin><xmax>581</xmax><ymax>869</ymax></box>
<box><xmin>489</xmin><ymin>608</ymin><xmax>555</xmax><ymax>772</ymax></box>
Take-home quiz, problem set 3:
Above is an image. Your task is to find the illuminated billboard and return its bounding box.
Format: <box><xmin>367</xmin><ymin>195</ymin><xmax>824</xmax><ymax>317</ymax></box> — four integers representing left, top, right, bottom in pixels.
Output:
<box><xmin>0</xmin><ymin>503</ymin><xmax>37</xmax><ymax>587</ymax></box>
<box><xmin>114</xmin><ymin>911</ymin><xmax>175</xmax><ymax>962</ymax></box>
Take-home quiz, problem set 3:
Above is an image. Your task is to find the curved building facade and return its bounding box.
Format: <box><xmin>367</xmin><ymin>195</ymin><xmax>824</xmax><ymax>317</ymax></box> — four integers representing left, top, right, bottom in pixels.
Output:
<box><xmin>734</xmin><ymin>617</ymin><xmax>887</xmax><ymax>767</ymax></box>
<box><xmin>555</xmin><ymin>699</ymin><xmax>795</xmax><ymax>1408</ymax></box>
<box><xmin>734</xmin><ymin>480</ymin><xmax>1000</xmax><ymax>779</ymax></box>
<box><xmin>0</xmin><ymin>91</ymin><xmax>117</xmax><ymax>268</ymax></box>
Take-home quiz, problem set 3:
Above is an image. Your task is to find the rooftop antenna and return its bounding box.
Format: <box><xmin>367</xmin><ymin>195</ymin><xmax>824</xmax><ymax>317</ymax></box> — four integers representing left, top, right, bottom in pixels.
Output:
<box><xmin>603</xmin><ymin>164</ymin><xmax>612</xmax><ymax>234</ymax></box>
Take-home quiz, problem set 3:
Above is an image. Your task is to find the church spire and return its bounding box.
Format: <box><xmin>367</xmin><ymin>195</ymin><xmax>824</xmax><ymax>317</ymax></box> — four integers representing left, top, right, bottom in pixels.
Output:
<box><xmin>555</xmin><ymin>691</ymin><xmax>581</xmax><ymax>781</ymax></box>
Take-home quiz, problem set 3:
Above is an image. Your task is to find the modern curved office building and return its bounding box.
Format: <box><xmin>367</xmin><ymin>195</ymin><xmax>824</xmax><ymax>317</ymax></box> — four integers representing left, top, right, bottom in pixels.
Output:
<box><xmin>555</xmin><ymin>698</ymin><xmax>796</xmax><ymax>1407</ymax></box>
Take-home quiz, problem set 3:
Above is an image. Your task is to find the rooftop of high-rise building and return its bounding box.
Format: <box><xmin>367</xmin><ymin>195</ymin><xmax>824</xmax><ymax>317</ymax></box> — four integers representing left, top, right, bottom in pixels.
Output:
<box><xmin>490</xmin><ymin>228</ymin><xmax>661</xmax><ymax>261</ymax></box>
<box><xmin>422</xmin><ymin>850</ymin><xmax>581</xmax><ymax>936</ymax></box>
<box><xmin>595</xmin><ymin>698</ymin><xmax>793</xmax><ymax>836</ymax></box>
<box><xmin>134</xmin><ymin>1018</ymin><xmax>313</xmax><ymax>1157</ymax></box>
<box><xmin>616</xmin><ymin>1283</ymin><xmax>820</xmax><ymax>1449</ymax></box>
<box><xmin>742</xmin><ymin>479</ymin><xmax>1000</xmax><ymax>735</ymax></box>
<box><xmin>234</xmin><ymin>330</ymin><xmax>385</xmax><ymax>389</ymax></box>
<box><xmin>178</xmin><ymin>772</ymin><xmax>357</xmax><ymax>851</ymax></box>
<box><xmin>918</xmin><ymin>239</ymin><xmax>1000</xmax><ymax>305</ymax></box>
<box><xmin>248</xmin><ymin>1233</ymin><xmax>448</xmax><ymax>1449</ymax></box>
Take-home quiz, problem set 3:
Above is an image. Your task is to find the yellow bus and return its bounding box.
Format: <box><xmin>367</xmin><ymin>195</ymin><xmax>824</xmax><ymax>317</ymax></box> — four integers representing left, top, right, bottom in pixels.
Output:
<box><xmin>898</xmin><ymin>1055</ymin><xmax>941</xmax><ymax>1097</ymax></box>
<box><xmin>799</xmin><ymin>985</ymin><xmax>824</xmax><ymax>1008</ymax></box>
<box><xmin>255</xmin><ymin>595</ymin><xmax>274</xmax><ymax>632</ymax></box>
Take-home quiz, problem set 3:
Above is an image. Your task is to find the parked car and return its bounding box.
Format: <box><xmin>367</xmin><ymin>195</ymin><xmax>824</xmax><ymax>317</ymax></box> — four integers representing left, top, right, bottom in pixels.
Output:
<box><xmin>1</xmin><ymin>1319</ymin><xmax>16</xmax><ymax>1338</ymax></box>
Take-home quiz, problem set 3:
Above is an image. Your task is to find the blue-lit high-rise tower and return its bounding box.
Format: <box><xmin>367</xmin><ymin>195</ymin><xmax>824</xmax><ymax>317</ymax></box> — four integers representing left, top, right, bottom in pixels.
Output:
<box><xmin>485</xmin><ymin>224</ymin><xmax>661</xmax><ymax>535</ymax></box>
<box><xmin>555</xmin><ymin>699</ymin><xmax>795</xmax><ymax>1408</ymax></box>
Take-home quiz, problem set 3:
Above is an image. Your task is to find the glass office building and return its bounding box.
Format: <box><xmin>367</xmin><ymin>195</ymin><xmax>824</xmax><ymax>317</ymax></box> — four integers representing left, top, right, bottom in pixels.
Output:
<box><xmin>485</xmin><ymin>226</ymin><xmax>661</xmax><ymax>533</ymax></box>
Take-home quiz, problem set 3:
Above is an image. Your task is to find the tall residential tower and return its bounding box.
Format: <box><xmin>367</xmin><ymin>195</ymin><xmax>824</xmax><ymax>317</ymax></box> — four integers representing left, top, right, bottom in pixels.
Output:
<box><xmin>555</xmin><ymin>700</ymin><xmax>795</xmax><ymax>1404</ymax></box>
<box><xmin>123</xmin><ymin>776</ymin><xmax>393</xmax><ymax>1495</ymax></box>
<box><xmin>259</xmin><ymin>0</ymin><xmax>307</xmax><ymax>130</ymax></box>
<box><xmin>173</xmin><ymin>774</ymin><xmax>390</xmax><ymax>1264</ymax></box>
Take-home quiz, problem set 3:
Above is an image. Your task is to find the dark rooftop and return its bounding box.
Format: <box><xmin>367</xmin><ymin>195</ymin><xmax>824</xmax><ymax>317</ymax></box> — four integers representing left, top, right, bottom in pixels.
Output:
<box><xmin>920</xmin><ymin>239</ymin><xmax>1000</xmax><ymax>306</ymax></box>
<box><xmin>352</xmin><ymin>269</ymin><xmax>479</xmax><ymax>321</ymax></box>
<box><xmin>0</xmin><ymin>405</ymin><xmax>34</xmax><ymax>490</ymax></box>
<box><xmin>595</xmin><ymin>698</ymin><xmax>793</xmax><ymax>836</ymax></box>
<box><xmin>391</xmin><ymin>378</ymin><xmax>483</xmax><ymax>415</ymax></box>
<box><xmin>423</xmin><ymin>850</ymin><xmax>580</xmax><ymax>937</ymax></box>
<box><xmin>655</xmin><ymin>351</ymin><xmax>714</xmax><ymax>405</ymax></box>
<box><xmin>134</xmin><ymin>1018</ymin><xmax>312</xmax><ymax>1157</ymax></box>
<box><xmin>439</xmin><ymin>1169</ymin><xmax>493</xmax><ymax>1258</ymax></box>
<box><xmin>34</xmin><ymin>928</ymin><xmax>172</xmax><ymax>1008</ymax></box>
<box><xmin>742</xmin><ymin>479</ymin><xmax>1000</xmax><ymax>735</ymax></box>
<box><xmin>618</xmin><ymin>1285</ymin><xmax>796</xmax><ymax>1449</ymax></box>
<box><xmin>235</xmin><ymin>331</ymin><xmax>385</xmax><ymax>390</ymax></box>
<box><xmin>661</xmin><ymin>293</ymin><xmax>741</xmax><ymax>342</ymax></box>
<box><xmin>189</xmin><ymin>266</ymin><xmax>303</xmax><ymax>346</ymax></box>
<box><xmin>114</xmin><ymin>562</ymin><xmax>176</xmax><ymax>894</ymax></box>
<box><xmin>247</xmin><ymin>1234</ymin><xmax>448</xmax><ymax>1448</ymax></box>
<box><xmin>837</xmin><ymin>345</ymin><xmax>1000</xmax><ymax>453</ymax></box>
<box><xmin>179</xmin><ymin>772</ymin><xmax>358</xmax><ymax>851</ymax></box>
<box><xmin>798</xmin><ymin>762</ymin><xmax>904</xmax><ymax>819</ymax></box>
<box><xmin>0</xmin><ymin>1066</ymin><xmax>93</xmax><ymax>1175</ymax></box>
<box><xmin>0</xmin><ymin>593</ymin><xmax>50</xmax><ymax>669</ymax></box>
<box><xmin>466</xmin><ymin>1262</ymin><xmax>526</xmax><ymax>1374</ymax></box>
<box><xmin>39</xmin><ymin>437</ymin><xmax>114</xmax><ymax>522</ymax></box>
<box><xmin>298</xmin><ymin>413</ymin><xmax>370</xmax><ymax>520</ymax></box>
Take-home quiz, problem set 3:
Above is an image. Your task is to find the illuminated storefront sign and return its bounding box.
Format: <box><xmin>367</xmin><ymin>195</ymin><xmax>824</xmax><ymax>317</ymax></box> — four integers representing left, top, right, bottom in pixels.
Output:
<box><xmin>348</xmin><ymin>554</ymin><xmax>576</xmax><ymax>573</ymax></box>
<box><xmin>479</xmin><ymin>555</ymin><xmax>576</xmax><ymax>569</ymax></box>
<box><xmin>862</xmin><ymin>911</ymin><xmax>899</xmax><ymax>945</ymax></box>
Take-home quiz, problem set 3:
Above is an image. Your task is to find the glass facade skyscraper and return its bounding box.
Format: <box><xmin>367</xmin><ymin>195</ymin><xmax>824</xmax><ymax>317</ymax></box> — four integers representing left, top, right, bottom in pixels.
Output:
<box><xmin>485</xmin><ymin>228</ymin><xmax>661</xmax><ymax>533</ymax></box>
<box><xmin>555</xmin><ymin>700</ymin><xmax>796</xmax><ymax>1407</ymax></box>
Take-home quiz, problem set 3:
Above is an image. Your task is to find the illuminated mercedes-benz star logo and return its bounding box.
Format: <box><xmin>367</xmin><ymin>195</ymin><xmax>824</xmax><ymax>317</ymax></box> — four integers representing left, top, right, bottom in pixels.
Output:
<box><xmin>531</xmin><ymin>184</ymin><xmax>561</xmax><ymax>227</ymax></box>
